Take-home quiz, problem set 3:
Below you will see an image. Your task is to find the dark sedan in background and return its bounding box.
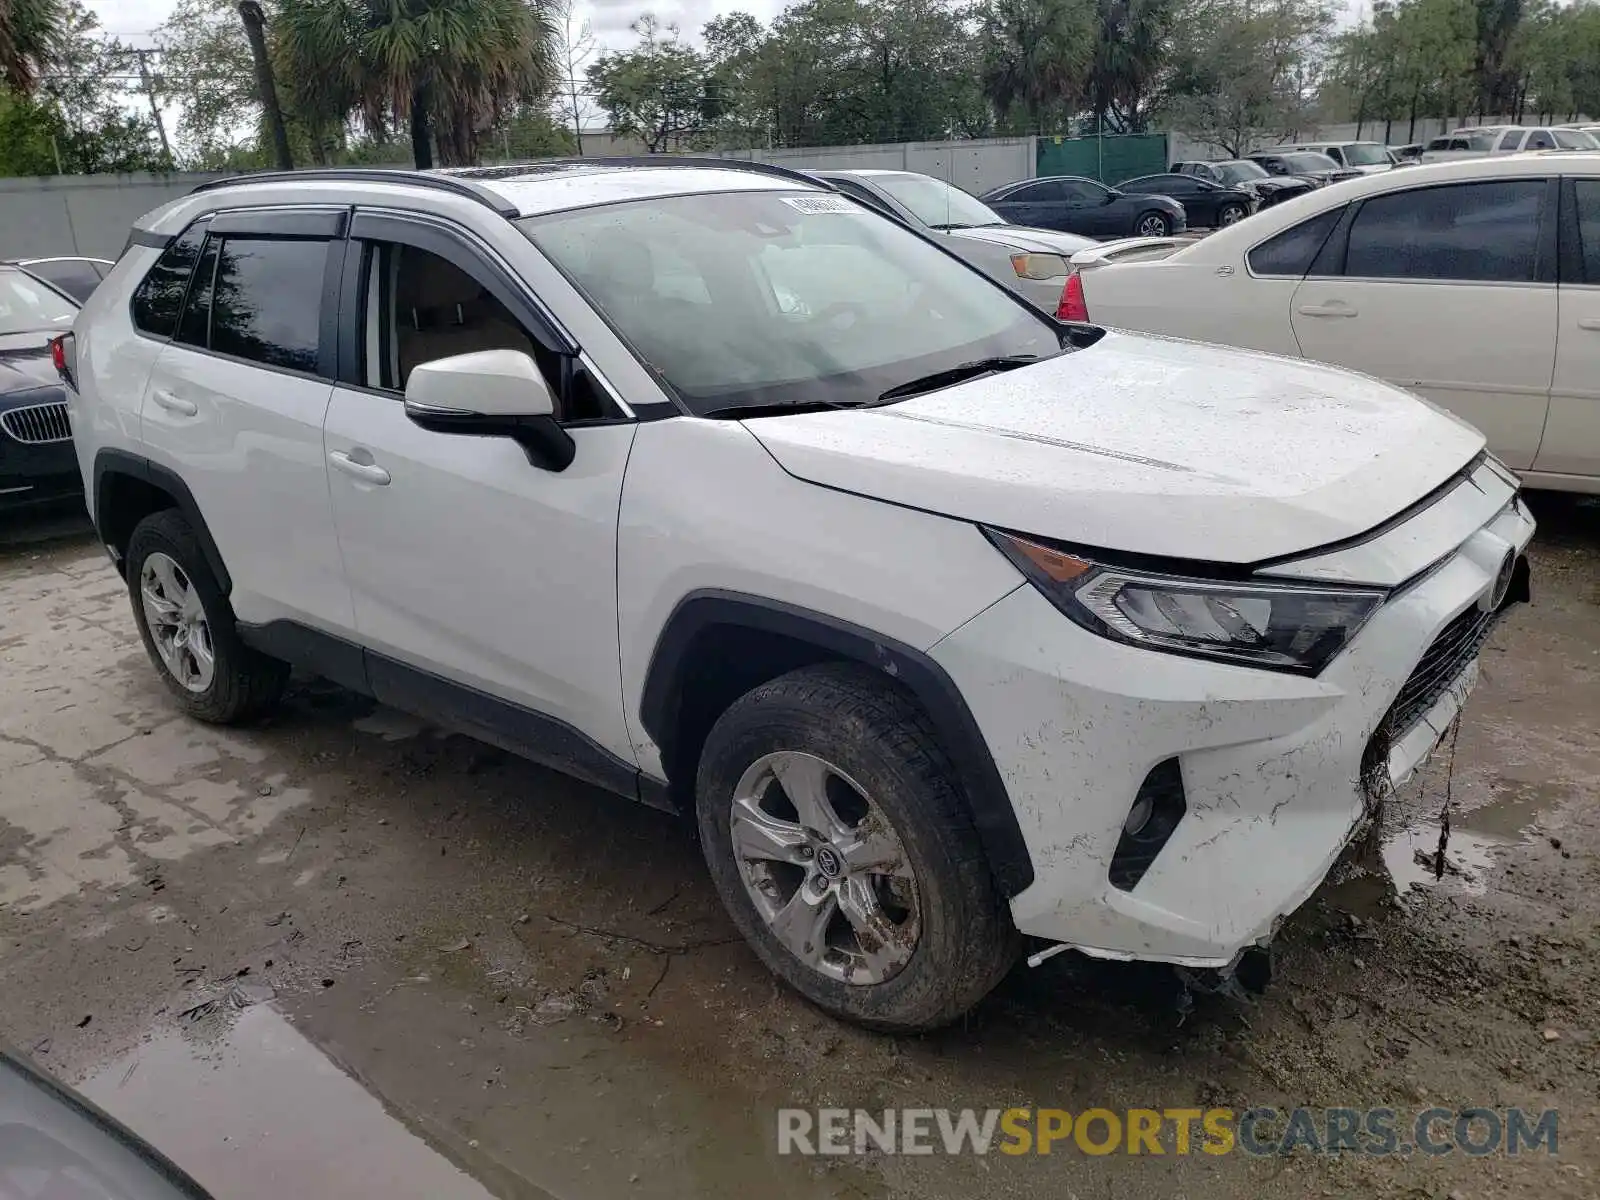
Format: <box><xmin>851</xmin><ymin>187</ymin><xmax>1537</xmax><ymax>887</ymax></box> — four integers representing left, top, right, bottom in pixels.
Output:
<box><xmin>1114</xmin><ymin>173</ymin><xmax>1256</xmax><ymax>227</ymax></box>
<box><xmin>979</xmin><ymin>176</ymin><xmax>1187</xmax><ymax>238</ymax></box>
<box><xmin>1245</xmin><ymin>150</ymin><xmax>1362</xmax><ymax>188</ymax></box>
<box><xmin>1170</xmin><ymin>159</ymin><xmax>1317</xmax><ymax>207</ymax></box>
<box><xmin>0</xmin><ymin>259</ymin><xmax>104</xmax><ymax>514</ymax></box>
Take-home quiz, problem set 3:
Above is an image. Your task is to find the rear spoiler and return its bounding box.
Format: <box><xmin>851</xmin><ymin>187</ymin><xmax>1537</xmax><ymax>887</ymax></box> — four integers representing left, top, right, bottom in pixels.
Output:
<box><xmin>1069</xmin><ymin>236</ymin><xmax>1190</xmax><ymax>270</ymax></box>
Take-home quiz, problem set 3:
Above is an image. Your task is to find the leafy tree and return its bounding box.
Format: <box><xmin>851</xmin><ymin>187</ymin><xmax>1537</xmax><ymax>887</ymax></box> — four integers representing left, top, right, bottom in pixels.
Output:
<box><xmin>587</xmin><ymin>15</ymin><xmax>725</xmax><ymax>152</ymax></box>
<box><xmin>1159</xmin><ymin>0</ymin><xmax>1336</xmax><ymax>156</ymax></box>
<box><xmin>0</xmin><ymin>0</ymin><xmax>60</xmax><ymax>92</ymax></box>
<box><xmin>155</xmin><ymin>0</ymin><xmax>260</xmax><ymax>167</ymax></box>
<box><xmin>0</xmin><ymin>0</ymin><xmax>166</xmax><ymax>175</ymax></box>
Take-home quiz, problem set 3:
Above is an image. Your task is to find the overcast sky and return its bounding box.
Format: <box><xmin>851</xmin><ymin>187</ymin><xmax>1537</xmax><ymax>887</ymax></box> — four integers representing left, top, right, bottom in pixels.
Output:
<box><xmin>85</xmin><ymin>0</ymin><xmax>788</xmax><ymax>51</ymax></box>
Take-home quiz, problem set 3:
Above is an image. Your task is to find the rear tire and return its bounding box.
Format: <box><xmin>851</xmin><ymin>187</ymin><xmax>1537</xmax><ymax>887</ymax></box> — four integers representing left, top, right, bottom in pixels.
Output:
<box><xmin>126</xmin><ymin>510</ymin><xmax>288</xmax><ymax>724</ymax></box>
<box><xmin>695</xmin><ymin>663</ymin><xmax>1019</xmax><ymax>1032</ymax></box>
<box><xmin>1136</xmin><ymin>211</ymin><xmax>1171</xmax><ymax>237</ymax></box>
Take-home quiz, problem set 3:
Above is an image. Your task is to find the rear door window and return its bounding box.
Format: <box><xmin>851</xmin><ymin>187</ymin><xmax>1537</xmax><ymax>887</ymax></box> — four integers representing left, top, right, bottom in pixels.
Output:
<box><xmin>1497</xmin><ymin>130</ymin><xmax>1525</xmax><ymax>151</ymax></box>
<box><xmin>1344</xmin><ymin>180</ymin><xmax>1546</xmax><ymax>282</ymax></box>
<box><xmin>207</xmin><ymin>238</ymin><xmax>330</xmax><ymax>372</ymax></box>
<box><xmin>1247</xmin><ymin>208</ymin><xmax>1344</xmax><ymax>276</ymax></box>
<box><xmin>131</xmin><ymin>224</ymin><xmax>208</xmax><ymax>339</ymax></box>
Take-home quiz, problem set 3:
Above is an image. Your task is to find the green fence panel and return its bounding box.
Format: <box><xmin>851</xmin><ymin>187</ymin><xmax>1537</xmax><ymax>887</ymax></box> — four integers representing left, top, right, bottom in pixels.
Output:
<box><xmin>1036</xmin><ymin>134</ymin><xmax>1171</xmax><ymax>184</ymax></box>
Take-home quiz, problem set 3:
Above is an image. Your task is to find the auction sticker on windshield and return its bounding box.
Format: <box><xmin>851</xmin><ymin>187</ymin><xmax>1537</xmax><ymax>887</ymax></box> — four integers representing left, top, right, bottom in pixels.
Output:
<box><xmin>781</xmin><ymin>195</ymin><xmax>858</xmax><ymax>214</ymax></box>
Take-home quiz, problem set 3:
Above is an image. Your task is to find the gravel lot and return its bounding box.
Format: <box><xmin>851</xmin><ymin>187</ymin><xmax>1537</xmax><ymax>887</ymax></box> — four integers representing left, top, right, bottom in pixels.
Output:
<box><xmin>0</xmin><ymin>497</ymin><xmax>1595</xmax><ymax>1200</ymax></box>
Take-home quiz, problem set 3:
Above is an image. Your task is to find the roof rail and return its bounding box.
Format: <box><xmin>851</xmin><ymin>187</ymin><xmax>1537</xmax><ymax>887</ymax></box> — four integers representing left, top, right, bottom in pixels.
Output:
<box><xmin>453</xmin><ymin>156</ymin><xmax>832</xmax><ymax>190</ymax></box>
<box><xmin>189</xmin><ymin>169</ymin><xmax>520</xmax><ymax>217</ymax></box>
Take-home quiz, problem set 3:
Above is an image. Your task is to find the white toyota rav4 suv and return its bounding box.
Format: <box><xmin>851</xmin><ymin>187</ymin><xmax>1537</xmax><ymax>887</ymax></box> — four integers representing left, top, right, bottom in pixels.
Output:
<box><xmin>62</xmin><ymin>161</ymin><xmax>1532</xmax><ymax>1031</ymax></box>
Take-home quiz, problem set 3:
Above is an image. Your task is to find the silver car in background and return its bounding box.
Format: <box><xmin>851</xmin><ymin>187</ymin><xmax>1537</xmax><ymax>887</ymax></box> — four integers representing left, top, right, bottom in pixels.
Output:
<box><xmin>810</xmin><ymin>169</ymin><xmax>1095</xmax><ymax>311</ymax></box>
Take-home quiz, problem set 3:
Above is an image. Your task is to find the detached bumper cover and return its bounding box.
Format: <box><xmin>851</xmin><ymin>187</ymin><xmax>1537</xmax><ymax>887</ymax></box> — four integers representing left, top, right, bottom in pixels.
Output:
<box><xmin>930</xmin><ymin>501</ymin><xmax>1535</xmax><ymax>967</ymax></box>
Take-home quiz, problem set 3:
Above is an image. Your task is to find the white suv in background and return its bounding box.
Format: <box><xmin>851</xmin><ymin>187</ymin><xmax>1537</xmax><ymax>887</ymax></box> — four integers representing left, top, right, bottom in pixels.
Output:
<box><xmin>62</xmin><ymin>162</ymin><xmax>1532</xmax><ymax>1031</ymax></box>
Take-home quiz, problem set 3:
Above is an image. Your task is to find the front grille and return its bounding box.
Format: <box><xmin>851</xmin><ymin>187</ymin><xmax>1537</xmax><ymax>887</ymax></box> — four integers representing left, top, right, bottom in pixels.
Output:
<box><xmin>1388</xmin><ymin>605</ymin><xmax>1498</xmax><ymax>736</ymax></box>
<box><xmin>1</xmin><ymin>401</ymin><xmax>71</xmax><ymax>444</ymax></box>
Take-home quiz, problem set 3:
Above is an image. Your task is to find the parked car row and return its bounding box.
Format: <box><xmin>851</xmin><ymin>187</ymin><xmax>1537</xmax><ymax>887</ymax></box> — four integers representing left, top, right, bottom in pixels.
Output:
<box><xmin>1063</xmin><ymin>152</ymin><xmax>1600</xmax><ymax>493</ymax></box>
<box><xmin>1421</xmin><ymin>125</ymin><xmax>1600</xmax><ymax>161</ymax></box>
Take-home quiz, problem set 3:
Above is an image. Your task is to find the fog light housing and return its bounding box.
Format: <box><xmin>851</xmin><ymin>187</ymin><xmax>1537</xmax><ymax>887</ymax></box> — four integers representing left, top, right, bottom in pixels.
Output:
<box><xmin>1109</xmin><ymin>759</ymin><xmax>1187</xmax><ymax>891</ymax></box>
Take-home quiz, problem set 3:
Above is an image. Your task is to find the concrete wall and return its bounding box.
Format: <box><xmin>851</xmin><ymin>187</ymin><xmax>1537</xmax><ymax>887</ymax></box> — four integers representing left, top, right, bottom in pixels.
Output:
<box><xmin>0</xmin><ymin>172</ymin><xmax>243</xmax><ymax>260</ymax></box>
<box><xmin>715</xmin><ymin>136</ymin><xmax>1037</xmax><ymax>196</ymax></box>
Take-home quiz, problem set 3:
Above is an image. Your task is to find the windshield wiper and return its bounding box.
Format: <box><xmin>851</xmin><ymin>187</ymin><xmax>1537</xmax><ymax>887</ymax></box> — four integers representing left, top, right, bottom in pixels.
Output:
<box><xmin>875</xmin><ymin>355</ymin><xmax>1042</xmax><ymax>404</ymax></box>
<box><xmin>927</xmin><ymin>222</ymin><xmax>973</xmax><ymax>230</ymax></box>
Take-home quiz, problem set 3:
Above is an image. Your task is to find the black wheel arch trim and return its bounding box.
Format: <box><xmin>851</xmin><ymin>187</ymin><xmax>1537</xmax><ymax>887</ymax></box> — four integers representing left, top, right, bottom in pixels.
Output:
<box><xmin>639</xmin><ymin>590</ymin><xmax>1035</xmax><ymax>897</ymax></box>
<box><xmin>91</xmin><ymin>448</ymin><xmax>232</xmax><ymax>593</ymax></box>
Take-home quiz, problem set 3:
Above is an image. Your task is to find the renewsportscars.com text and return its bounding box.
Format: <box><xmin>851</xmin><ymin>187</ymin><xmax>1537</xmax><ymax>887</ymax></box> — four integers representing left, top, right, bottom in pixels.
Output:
<box><xmin>776</xmin><ymin>1106</ymin><xmax>1559</xmax><ymax>1157</ymax></box>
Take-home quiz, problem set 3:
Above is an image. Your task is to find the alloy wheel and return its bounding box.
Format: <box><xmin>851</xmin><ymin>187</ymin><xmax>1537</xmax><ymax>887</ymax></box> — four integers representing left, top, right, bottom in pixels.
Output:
<box><xmin>1138</xmin><ymin>214</ymin><xmax>1169</xmax><ymax>237</ymax></box>
<box><xmin>140</xmin><ymin>551</ymin><xmax>215</xmax><ymax>693</ymax></box>
<box><xmin>729</xmin><ymin>750</ymin><xmax>921</xmax><ymax>984</ymax></box>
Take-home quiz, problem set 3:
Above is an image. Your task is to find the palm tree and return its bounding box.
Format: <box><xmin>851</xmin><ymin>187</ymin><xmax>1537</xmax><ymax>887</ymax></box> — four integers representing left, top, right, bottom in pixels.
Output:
<box><xmin>0</xmin><ymin>0</ymin><xmax>62</xmax><ymax>93</ymax></box>
<box><xmin>980</xmin><ymin>0</ymin><xmax>1095</xmax><ymax>133</ymax></box>
<box><xmin>273</xmin><ymin>0</ymin><xmax>557</xmax><ymax>169</ymax></box>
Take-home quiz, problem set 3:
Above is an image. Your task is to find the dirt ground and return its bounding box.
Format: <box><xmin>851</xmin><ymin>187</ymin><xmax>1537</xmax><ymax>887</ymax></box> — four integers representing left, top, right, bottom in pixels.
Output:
<box><xmin>0</xmin><ymin>496</ymin><xmax>1595</xmax><ymax>1200</ymax></box>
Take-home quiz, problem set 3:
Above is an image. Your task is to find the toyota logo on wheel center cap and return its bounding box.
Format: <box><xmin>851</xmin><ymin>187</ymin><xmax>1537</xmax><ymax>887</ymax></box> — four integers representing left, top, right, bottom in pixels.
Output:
<box><xmin>815</xmin><ymin>847</ymin><xmax>843</xmax><ymax>878</ymax></box>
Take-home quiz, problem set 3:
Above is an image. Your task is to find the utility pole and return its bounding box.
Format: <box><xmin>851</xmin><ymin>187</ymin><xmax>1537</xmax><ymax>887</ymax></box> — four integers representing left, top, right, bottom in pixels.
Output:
<box><xmin>237</xmin><ymin>1</ymin><xmax>294</xmax><ymax>170</ymax></box>
<box><xmin>132</xmin><ymin>49</ymin><xmax>173</xmax><ymax>167</ymax></box>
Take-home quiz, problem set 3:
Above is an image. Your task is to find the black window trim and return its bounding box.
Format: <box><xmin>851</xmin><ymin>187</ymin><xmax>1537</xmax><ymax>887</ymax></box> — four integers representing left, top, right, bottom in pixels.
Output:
<box><xmin>1325</xmin><ymin>176</ymin><xmax>1558</xmax><ymax>286</ymax></box>
<box><xmin>164</xmin><ymin>228</ymin><xmax>348</xmax><ymax>383</ymax></box>
<box><xmin>1557</xmin><ymin>176</ymin><xmax>1599</xmax><ymax>286</ymax></box>
<box><xmin>334</xmin><ymin>207</ymin><xmax>640</xmax><ymax>426</ymax></box>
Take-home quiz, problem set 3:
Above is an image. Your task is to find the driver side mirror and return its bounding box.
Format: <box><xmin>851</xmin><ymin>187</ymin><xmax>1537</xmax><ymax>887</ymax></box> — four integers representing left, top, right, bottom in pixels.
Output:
<box><xmin>404</xmin><ymin>349</ymin><xmax>575</xmax><ymax>472</ymax></box>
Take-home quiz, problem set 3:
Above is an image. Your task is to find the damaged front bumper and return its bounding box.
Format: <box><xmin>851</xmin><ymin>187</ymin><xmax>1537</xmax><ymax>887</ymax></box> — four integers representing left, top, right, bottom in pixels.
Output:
<box><xmin>930</xmin><ymin>493</ymin><xmax>1536</xmax><ymax>971</ymax></box>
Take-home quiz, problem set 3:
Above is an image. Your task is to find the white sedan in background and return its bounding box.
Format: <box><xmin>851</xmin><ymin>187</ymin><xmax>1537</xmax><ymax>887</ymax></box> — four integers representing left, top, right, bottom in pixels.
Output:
<box><xmin>1062</xmin><ymin>154</ymin><xmax>1600</xmax><ymax>493</ymax></box>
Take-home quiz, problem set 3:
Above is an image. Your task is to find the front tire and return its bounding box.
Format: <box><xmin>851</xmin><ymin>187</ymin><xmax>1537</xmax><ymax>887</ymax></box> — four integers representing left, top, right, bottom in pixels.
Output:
<box><xmin>695</xmin><ymin>663</ymin><xmax>1018</xmax><ymax>1032</ymax></box>
<box><xmin>1216</xmin><ymin>203</ymin><xmax>1246</xmax><ymax>227</ymax></box>
<box><xmin>126</xmin><ymin>510</ymin><xmax>288</xmax><ymax>724</ymax></box>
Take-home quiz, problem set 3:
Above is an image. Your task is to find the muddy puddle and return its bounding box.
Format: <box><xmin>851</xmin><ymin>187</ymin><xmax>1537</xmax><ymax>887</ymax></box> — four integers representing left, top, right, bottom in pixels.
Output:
<box><xmin>77</xmin><ymin>959</ymin><xmax>886</xmax><ymax>1200</ymax></box>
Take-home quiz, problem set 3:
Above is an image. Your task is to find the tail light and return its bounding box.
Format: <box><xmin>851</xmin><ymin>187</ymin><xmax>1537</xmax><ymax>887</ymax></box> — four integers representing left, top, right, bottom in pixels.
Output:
<box><xmin>50</xmin><ymin>334</ymin><xmax>75</xmax><ymax>388</ymax></box>
<box><xmin>1056</xmin><ymin>272</ymin><xmax>1089</xmax><ymax>322</ymax></box>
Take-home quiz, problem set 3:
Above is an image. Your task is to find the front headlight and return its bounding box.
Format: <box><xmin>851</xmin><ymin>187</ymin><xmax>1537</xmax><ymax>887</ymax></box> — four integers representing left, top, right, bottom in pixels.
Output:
<box><xmin>1009</xmin><ymin>252</ymin><xmax>1072</xmax><ymax>280</ymax></box>
<box><xmin>986</xmin><ymin>530</ymin><xmax>1384</xmax><ymax>675</ymax></box>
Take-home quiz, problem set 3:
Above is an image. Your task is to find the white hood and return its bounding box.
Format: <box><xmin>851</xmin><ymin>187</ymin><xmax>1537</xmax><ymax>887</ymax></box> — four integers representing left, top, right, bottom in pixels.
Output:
<box><xmin>743</xmin><ymin>332</ymin><xmax>1485</xmax><ymax>564</ymax></box>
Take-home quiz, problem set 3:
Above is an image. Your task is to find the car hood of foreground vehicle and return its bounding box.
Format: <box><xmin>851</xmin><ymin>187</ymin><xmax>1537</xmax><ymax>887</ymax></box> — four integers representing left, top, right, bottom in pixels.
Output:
<box><xmin>944</xmin><ymin>224</ymin><xmax>1098</xmax><ymax>255</ymax></box>
<box><xmin>743</xmin><ymin>331</ymin><xmax>1485</xmax><ymax>564</ymax></box>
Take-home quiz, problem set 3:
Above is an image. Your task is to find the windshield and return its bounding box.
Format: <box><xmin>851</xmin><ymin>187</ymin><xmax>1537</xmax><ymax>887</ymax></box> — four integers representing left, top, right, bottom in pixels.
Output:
<box><xmin>1341</xmin><ymin>143</ymin><xmax>1390</xmax><ymax>166</ymax></box>
<box><xmin>1281</xmin><ymin>152</ymin><xmax>1340</xmax><ymax>172</ymax></box>
<box><xmin>870</xmin><ymin>174</ymin><xmax>1005</xmax><ymax>229</ymax></box>
<box><xmin>0</xmin><ymin>268</ymin><xmax>76</xmax><ymax>336</ymax></box>
<box><xmin>1553</xmin><ymin>129</ymin><xmax>1598</xmax><ymax>149</ymax></box>
<box><xmin>521</xmin><ymin>191</ymin><xmax>1061</xmax><ymax>416</ymax></box>
<box><xmin>1216</xmin><ymin>160</ymin><xmax>1269</xmax><ymax>183</ymax></box>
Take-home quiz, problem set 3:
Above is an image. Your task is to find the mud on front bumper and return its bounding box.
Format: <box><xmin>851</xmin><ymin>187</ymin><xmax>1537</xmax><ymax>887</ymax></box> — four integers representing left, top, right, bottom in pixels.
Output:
<box><xmin>929</xmin><ymin>499</ymin><xmax>1536</xmax><ymax>969</ymax></box>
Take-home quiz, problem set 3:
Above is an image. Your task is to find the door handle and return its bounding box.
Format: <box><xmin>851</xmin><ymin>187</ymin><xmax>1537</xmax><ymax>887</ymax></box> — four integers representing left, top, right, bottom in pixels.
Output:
<box><xmin>328</xmin><ymin>450</ymin><xmax>391</xmax><ymax>486</ymax></box>
<box><xmin>1297</xmin><ymin>302</ymin><xmax>1359</xmax><ymax>318</ymax></box>
<box><xmin>1578</xmin><ymin>318</ymin><xmax>1600</xmax><ymax>331</ymax></box>
<box><xmin>151</xmin><ymin>389</ymin><xmax>198</xmax><ymax>416</ymax></box>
